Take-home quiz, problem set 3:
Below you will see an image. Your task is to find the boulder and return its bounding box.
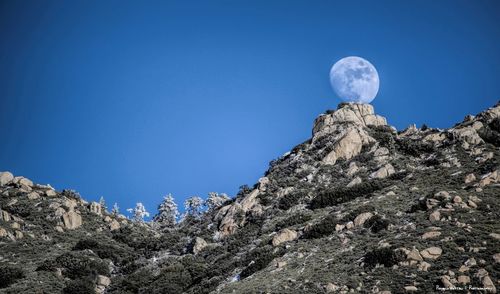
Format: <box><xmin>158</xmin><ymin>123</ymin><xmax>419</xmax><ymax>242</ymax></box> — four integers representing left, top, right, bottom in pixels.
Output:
<box><xmin>407</xmin><ymin>249</ymin><xmax>423</xmax><ymax>261</ymax></box>
<box><xmin>346</xmin><ymin>162</ymin><xmax>359</xmax><ymax>176</ymax></box>
<box><xmin>192</xmin><ymin>237</ymin><xmax>208</xmax><ymax>254</ymax></box>
<box><xmin>418</xmin><ymin>261</ymin><xmax>431</xmax><ymax>272</ymax></box>
<box><xmin>493</xmin><ymin>253</ymin><xmax>500</xmax><ymax>264</ymax></box>
<box><xmin>482</xmin><ymin>276</ymin><xmax>496</xmax><ymax>293</ymax></box>
<box><xmin>422</xmin><ymin>231</ymin><xmax>441</xmax><ymax>240</ymax></box>
<box><xmin>457</xmin><ymin>275</ymin><xmax>470</xmax><ymax>285</ymax></box>
<box><xmin>1</xmin><ymin>210</ymin><xmax>11</xmax><ymax>222</ymax></box>
<box><xmin>27</xmin><ymin>192</ymin><xmax>40</xmax><ymax>200</ymax></box>
<box><xmin>464</xmin><ymin>173</ymin><xmax>476</xmax><ymax>184</ymax></box>
<box><xmin>404</xmin><ymin>286</ymin><xmax>418</xmax><ymax>292</ymax></box>
<box><xmin>45</xmin><ymin>190</ymin><xmax>57</xmax><ymax>197</ymax></box>
<box><xmin>451</xmin><ymin>125</ymin><xmax>484</xmax><ymax>146</ymax></box>
<box><xmin>354</xmin><ymin>212</ymin><xmax>373</xmax><ymax>227</ymax></box>
<box><xmin>326</xmin><ymin>283</ymin><xmax>339</xmax><ymax>292</ymax></box>
<box><xmin>62</xmin><ymin>211</ymin><xmax>82</xmax><ymax>229</ymax></box>
<box><xmin>18</xmin><ymin>177</ymin><xmax>33</xmax><ymax>188</ymax></box>
<box><xmin>420</xmin><ymin>247</ymin><xmax>442</xmax><ymax>260</ymax></box>
<box><xmin>89</xmin><ymin>202</ymin><xmax>102</xmax><ymax>215</ymax></box>
<box><xmin>0</xmin><ymin>172</ymin><xmax>14</xmax><ymax>186</ymax></box>
<box><xmin>0</xmin><ymin>227</ymin><xmax>7</xmax><ymax>238</ymax></box>
<box><xmin>429</xmin><ymin>210</ymin><xmax>441</xmax><ymax>222</ymax></box>
<box><xmin>441</xmin><ymin>276</ymin><xmax>454</xmax><ymax>288</ymax></box>
<box><xmin>15</xmin><ymin>230</ymin><xmax>23</xmax><ymax>239</ymax></box>
<box><xmin>272</xmin><ymin>228</ymin><xmax>298</xmax><ymax>246</ymax></box>
<box><xmin>96</xmin><ymin>275</ymin><xmax>111</xmax><ymax>287</ymax></box>
<box><xmin>109</xmin><ymin>220</ymin><xmax>120</xmax><ymax>231</ymax></box>
<box><xmin>479</xmin><ymin>170</ymin><xmax>499</xmax><ymax>187</ymax></box>
<box><xmin>258</xmin><ymin>177</ymin><xmax>270</xmax><ymax>192</ymax></box>
<box><xmin>347</xmin><ymin>177</ymin><xmax>362</xmax><ymax>188</ymax></box>
<box><xmin>370</xmin><ymin>164</ymin><xmax>395</xmax><ymax>179</ymax></box>
<box><xmin>63</xmin><ymin>199</ymin><xmax>77</xmax><ymax>211</ymax></box>
<box><xmin>323</xmin><ymin>128</ymin><xmax>374</xmax><ymax>165</ymax></box>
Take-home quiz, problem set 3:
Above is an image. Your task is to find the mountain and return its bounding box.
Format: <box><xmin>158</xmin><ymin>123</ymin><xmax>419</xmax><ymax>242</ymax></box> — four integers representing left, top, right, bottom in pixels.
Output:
<box><xmin>1</xmin><ymin>102</ymin><xmax>499</xmax><ymax>294</ymax></box>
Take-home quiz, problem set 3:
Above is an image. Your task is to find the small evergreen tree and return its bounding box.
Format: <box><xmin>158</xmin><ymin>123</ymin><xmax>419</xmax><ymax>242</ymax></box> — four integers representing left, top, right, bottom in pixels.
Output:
<box><xmin>127</xmin><ymin>203</ymin><xmax>150</xmax><ymax>222</ymax></box>
<box><xmin>99</xmin><ymin>196</ymin><xmax>107</xmax><ymax>212</ymax></box>
<box><xmin>205</xmin><ymin>192</ymin><xmax>230</xmax><ymax>211</ymax></box>
<box><xmin>111</xmin><ymin>203</ymin><xmax>119</xmax><ymax>215</ymax></box>
<box><xmin>153</xmin><ymin>194</ymin><xmax>179</xmax><ymax>227</ymax></box>
<box><xmin>184</xmin><ymin>196</ymin><xmax>203</xmax><ymax>218</ymax></box>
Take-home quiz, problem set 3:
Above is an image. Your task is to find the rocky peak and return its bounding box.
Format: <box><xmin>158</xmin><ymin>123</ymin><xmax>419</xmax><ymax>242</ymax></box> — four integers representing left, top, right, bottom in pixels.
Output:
<box><xmin>312</xmin><ymin>103</ymin><xmax>388</xmax><ymax>139</ymax></box>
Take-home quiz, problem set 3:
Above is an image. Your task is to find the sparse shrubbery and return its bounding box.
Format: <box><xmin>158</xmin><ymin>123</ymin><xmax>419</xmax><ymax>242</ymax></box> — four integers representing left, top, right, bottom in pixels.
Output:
<box><xmin>0</xmin><ymin>266</ymin><xmax>24</xmax><ymax>288</ymax></box>
<box><xmin>73</xmin><ymin>238</ymin><xmax>135</xmax><ymax>265</ymax></box>
<box><xmin>369</xmin><ymin>125</ymin><xmax>396</xmax><ymax>150</ymax></box>
<box><xmin>277</xmin><ymin>189</ymin><xmax>307</xmax><ymax>210</ymax></box>
<box><xmin>310</xmin><ymin>180</ymin><xmax>385</xmax><ymax>209</ymax></box>
<box><xmin>275</xmin><ymin>212</ymin><xmax>312</xmax><ymax>231</ymax></box>
<box><xmin>396</xmin><ymin>138</ymin><xmax>435</xmax><ymax>156</ymax></box>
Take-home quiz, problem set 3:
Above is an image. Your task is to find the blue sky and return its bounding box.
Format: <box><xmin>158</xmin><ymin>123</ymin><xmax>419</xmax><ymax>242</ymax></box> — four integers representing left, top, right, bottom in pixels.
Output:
<box><xmin>1</xmin><ymin>0</ymin><xmax>499</xmax><ymax>216</ymax></box>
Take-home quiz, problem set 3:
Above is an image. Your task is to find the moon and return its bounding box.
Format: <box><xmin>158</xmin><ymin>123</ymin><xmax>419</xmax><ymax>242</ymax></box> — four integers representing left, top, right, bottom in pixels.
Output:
<box><xmin>329</xmin><ymin>56</ymin><xmax>379</xmax><ymax>104</ymax></box>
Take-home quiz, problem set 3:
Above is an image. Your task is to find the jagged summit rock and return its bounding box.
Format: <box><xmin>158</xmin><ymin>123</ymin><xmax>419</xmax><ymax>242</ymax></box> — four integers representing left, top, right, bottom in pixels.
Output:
<box><xmin>313</xmin><ymin>103</ymin><xmax>388</xmax><ymax>138</ymax></box>
<box><xmin>0</xmin><ymin>101</ymin><xmax>499</xmax><ymax>293</ymax></box>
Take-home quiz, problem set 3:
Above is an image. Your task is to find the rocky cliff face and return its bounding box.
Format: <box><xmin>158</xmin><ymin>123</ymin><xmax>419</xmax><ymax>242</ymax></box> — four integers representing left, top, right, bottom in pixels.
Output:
<box><xmin>1</xmin><ymin>102</ymin><xmax>499</xmax><ymax>293</ymax></box>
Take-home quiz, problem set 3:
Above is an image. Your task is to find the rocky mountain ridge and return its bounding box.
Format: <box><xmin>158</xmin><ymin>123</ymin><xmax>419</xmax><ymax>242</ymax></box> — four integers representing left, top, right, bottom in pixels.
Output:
<box><xmin>1</xmin><ymin>101</ymin><xmax>499</xmax><ymax>293</ymax></box>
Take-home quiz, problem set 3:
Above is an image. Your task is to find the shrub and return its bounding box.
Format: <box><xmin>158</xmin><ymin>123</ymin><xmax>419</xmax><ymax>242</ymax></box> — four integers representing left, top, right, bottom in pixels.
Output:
<box><xmin>302</xmin><ymin>214</ymin><xmax>338</xmax><ymax>239</ymax></box>
<box><xmin>54</xmin><ymin>252</ymin><xmax>109</xmax><ymax>279</ymax></box>
<box><xmin>237</xmin><ymin>185</ymin><xmax>252</xmax><ymax>198</ymax></box>
<box><xmin>0</xmin><ymin>266</ymin><xmax>24</xmax><ymax>288</ymax></box>
<box><xmin>363</xmin><ymin>215</ymin><xmax>390</xmax><ymax>233</ymax></box>
<box><xmin>277</xmin><ymin>190</ymin><xmax>306</xmax><ymax>210</ymax></box>
<box><xmin>62</xmin><ymin>279</ymin><xmax>95</xmax><ymax>294</ymax></box>
<box><xmin>310</xmin><ymin>180</ymin><xmax>385</xmax><ymax>209</ymax></box>
<box><xmin>369</xmin><ymin>126</ymin><xmax>396</xmax><ymax>150</ymax></box>
<box><xmin>363</xmin><ymin>247</ymin><xmax>404</xmax><ymax>268</ymax></box>
<box><xmin>396</xmin><ymin>138</ymin><xmax>435</xmax><ymax>157</ymax></box>
<box><xmin>73</xmin><ymin>238</ymin><xmax>135</xmax><ymax>265</ymax></box>
<box><xmin>407</xmin><ymin>198</ymin><xmax>428</xmax><ymax>213</ymax></box>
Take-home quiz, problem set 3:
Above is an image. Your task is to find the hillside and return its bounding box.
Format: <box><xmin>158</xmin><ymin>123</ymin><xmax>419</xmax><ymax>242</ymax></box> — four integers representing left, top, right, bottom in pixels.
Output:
<box><xmin>1</xmin><ymin>102</ymin><xmax>499</xmax><ymax>293</ymax></box>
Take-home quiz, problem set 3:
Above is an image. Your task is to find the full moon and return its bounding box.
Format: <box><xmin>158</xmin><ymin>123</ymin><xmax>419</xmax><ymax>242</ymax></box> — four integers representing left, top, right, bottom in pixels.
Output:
<box><xmin>329</xmin><ymin>56</ymin><xmax>379</xmax><ymax>104</ymax></box>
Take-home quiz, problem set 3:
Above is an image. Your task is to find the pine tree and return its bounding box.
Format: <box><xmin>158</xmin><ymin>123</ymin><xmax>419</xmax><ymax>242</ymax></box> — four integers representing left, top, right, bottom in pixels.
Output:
<box><xmin>127</xmin><ymin>203</ymin><xmax>150</xmax><ymax>222</ymax></box>
<box><xmin>99</xmin><ymin>196</ymin><xmax>107</xmax><ymax>212</ymax></box>
<box><xmin>184</xmin><ymin>196</ymin><xmax>204</xmax><ymax>217</ymax></box>
<box><xmin>111</xmin><ymin>203</ymin><xmax>119</xmax><ymax>215</ymax></box>
<box><xmin>153</xmin><ymin>194</ymin><xmax>179</xmax><ymax>227</ymax></box>
<box><xmin>205</xmin><ymin>192</ymin><xmax>230</xmax><ymax>211</ymax></box>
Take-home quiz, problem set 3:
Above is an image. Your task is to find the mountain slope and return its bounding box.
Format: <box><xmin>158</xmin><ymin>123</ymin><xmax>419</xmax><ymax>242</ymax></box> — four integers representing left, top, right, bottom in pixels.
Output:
<box><xmin>1</xmin><ymin>102</ymin><xmax>499</xmax><ymax>293</ymax></box>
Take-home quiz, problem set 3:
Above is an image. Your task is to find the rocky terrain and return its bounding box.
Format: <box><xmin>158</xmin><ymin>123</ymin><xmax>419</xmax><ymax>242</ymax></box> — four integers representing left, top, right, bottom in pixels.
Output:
<box><xmin>1</xmin><ymin>102</ymin><xmax>499</xmax><ymax>293</ymax></box>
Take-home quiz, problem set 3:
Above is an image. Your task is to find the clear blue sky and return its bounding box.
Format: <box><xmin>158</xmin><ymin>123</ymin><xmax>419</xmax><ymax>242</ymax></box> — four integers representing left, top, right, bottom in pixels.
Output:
<box><xmin>1</xmin><ymin>0</ymin><xmax>499</xmax><ymax>216</ymax></box>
